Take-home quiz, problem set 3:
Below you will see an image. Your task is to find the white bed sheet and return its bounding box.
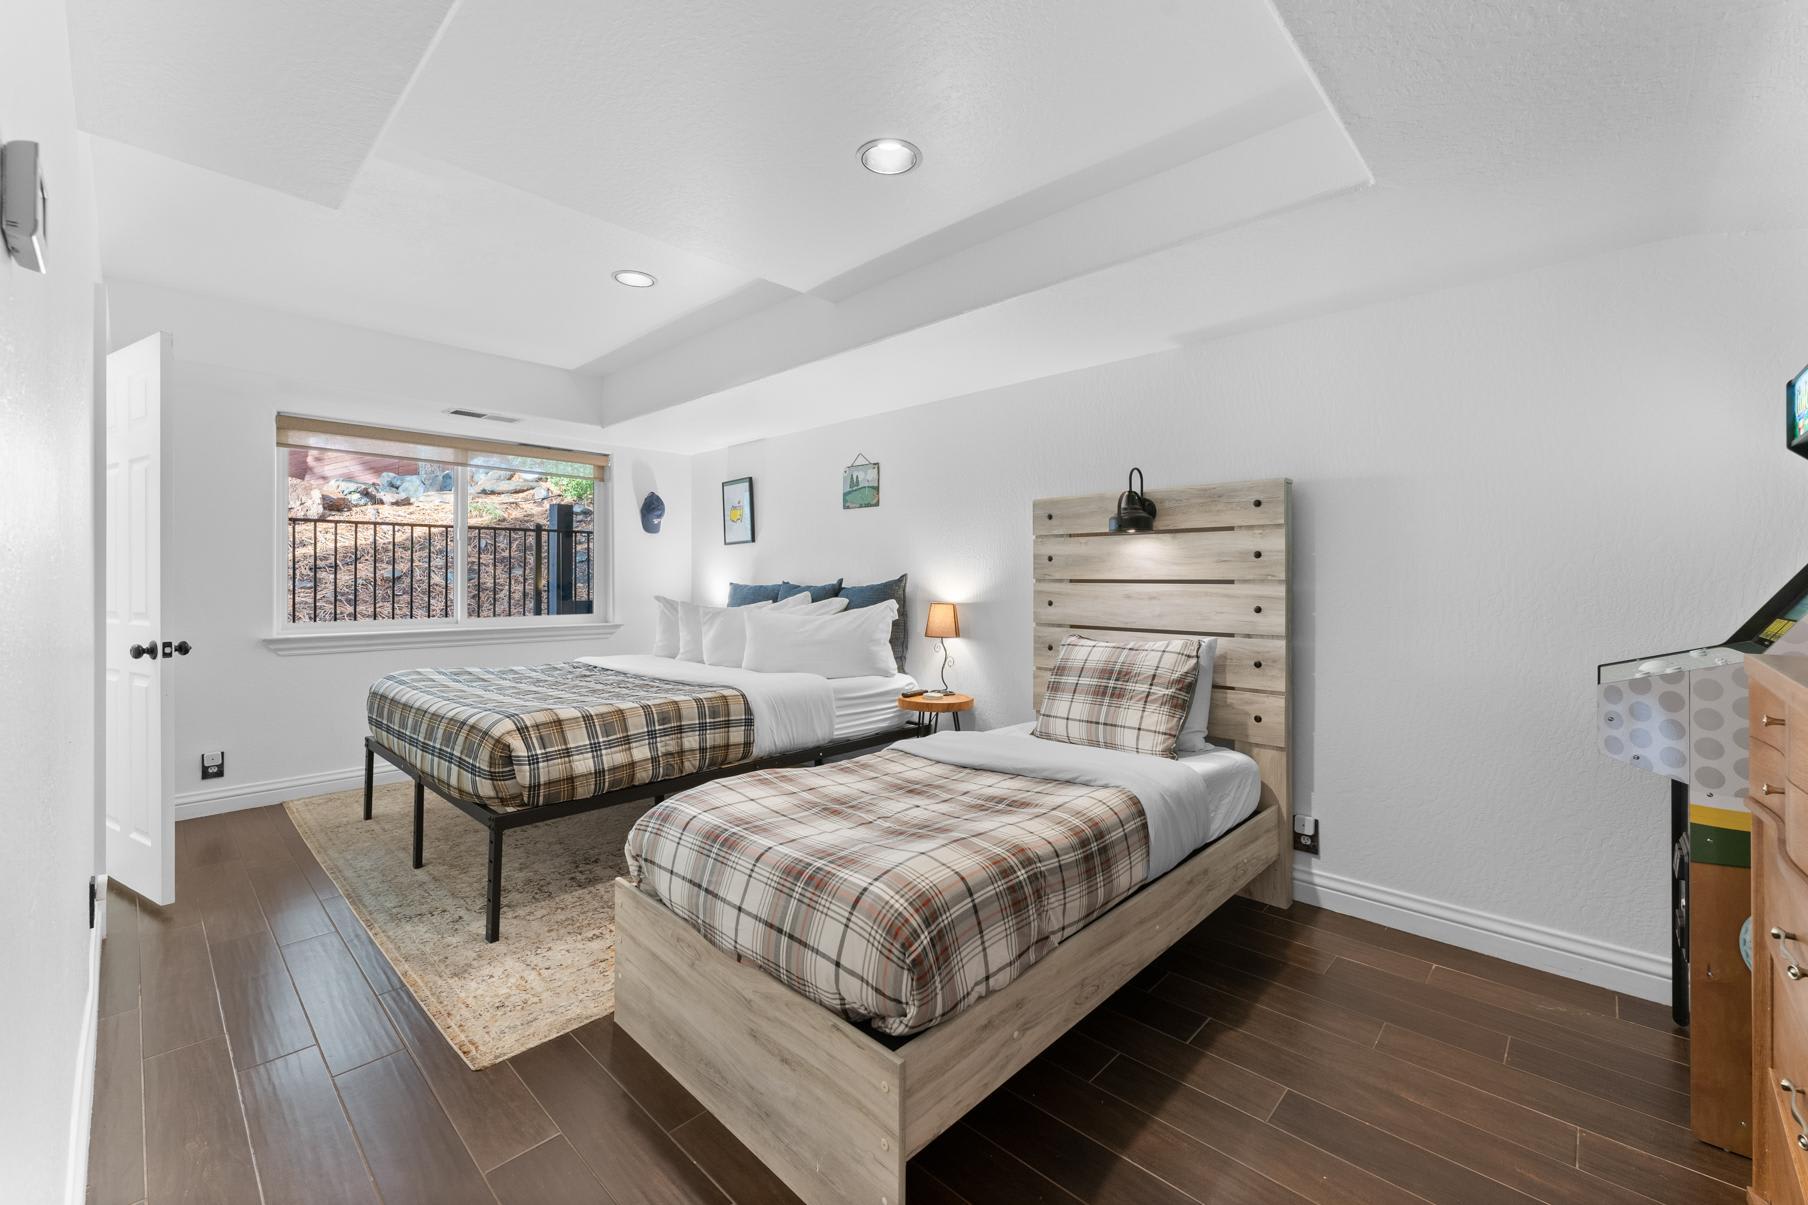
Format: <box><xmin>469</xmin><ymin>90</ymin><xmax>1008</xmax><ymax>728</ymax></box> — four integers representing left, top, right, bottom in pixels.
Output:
<box><xmin>901</xmin><ymin>722</ymin><xmax>1261</xmax><ymax>880</ymax></box>
<box><xmin>575</xmin><ymin>655</ymin><xmax>914</xmax><ymax>756</ymax></box>
<box><xmin>831</xmin><ymin>672</ymin><xmax>918</xmax><ymax>740</ymax></box>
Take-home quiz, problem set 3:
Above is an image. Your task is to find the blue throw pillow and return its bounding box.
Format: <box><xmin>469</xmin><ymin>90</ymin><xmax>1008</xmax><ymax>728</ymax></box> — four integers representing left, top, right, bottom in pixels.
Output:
<box><xmin>839</xmin><ymin>574</ymin><xmax>908</xmax><ymax>671</ymax></box>
<box><xmin>726</xmin><ymin>581</ymin><xmax>783</xmax><ymax>607</ymax></box>
<box><xmin>777</xmin><ymin>578</ymin><xmax>843</xmax><ymax>603</ymax></box>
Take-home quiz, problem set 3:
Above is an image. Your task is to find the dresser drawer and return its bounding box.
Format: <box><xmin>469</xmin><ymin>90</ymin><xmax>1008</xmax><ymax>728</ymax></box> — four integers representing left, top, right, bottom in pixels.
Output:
<box><xmin>1779</xmin><ymin>946</ymin><xmax>1808</xmax><ymax>1073</ymax></box>
<box><xmin>1785</xmin><ymin>781</ymin><xmax>1808</xmax><ymax>883</ymax></box>
<box><xmin>1756</xmin><ymin>676</ymin><xmax>1791</xmax><ymax>753</ymax></box>
<box><xmin>1770</xmin><ymin>824</ymin><xmax>1808</xmax><ymax>986</ymax></box>
<box><xmin>1766</xmin><ymin>1071</ymin><xmax>1808</xmax><ymax>1205</ymax></box>
<box><xmin>1773</xmin><ymin>957</ymin><xmax>1808</xmax><ymax>1204</ymax></box>
<box><xmin>1794</xmin><ymin>715</ymin><xmax>1808</xmax><ymax>793</ymax></box>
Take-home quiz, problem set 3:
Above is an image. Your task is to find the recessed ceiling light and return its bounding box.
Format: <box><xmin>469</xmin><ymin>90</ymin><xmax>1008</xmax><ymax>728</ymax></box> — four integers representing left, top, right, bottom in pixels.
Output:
<box><xmin>858</xmin><ymin>138</ymin><xmax>920</xmax><ymax>176</ymax></box>
<box><xmin>613</xmin><ymin>269</ymin><xmax>657</xmax><ymax>288</ymax></box>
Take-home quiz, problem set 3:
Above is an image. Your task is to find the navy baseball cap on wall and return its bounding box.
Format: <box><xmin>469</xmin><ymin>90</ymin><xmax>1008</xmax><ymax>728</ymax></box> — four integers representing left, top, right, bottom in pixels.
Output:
<box><xmin>640</xmin><ymin>492</ymin><xmax>666</xmax><ymax>534</ymax></box>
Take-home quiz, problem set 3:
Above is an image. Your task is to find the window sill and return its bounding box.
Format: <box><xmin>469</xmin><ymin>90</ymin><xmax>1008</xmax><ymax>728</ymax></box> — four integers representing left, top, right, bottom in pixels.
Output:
<box><xmin>262</xmin><ymin>621</ymin><xmax>622</xmax><ymax>657</ymax></box>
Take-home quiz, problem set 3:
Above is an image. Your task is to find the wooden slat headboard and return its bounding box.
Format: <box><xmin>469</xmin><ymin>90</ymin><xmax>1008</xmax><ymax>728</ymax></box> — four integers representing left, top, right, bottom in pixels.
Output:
<box><xmin>1031</xmin><ymin>477</ymin><xmax>1293</xmax><ymax>907</ymax></box>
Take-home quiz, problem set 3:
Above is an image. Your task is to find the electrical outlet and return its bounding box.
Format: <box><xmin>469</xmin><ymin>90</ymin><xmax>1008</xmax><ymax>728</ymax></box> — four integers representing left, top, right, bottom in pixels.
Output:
<box><xmin>1292</xmin><ymin>814</ymin><xmax>1319</xmax><ymax>855</ymax></box>
<box><xmin>200</xmin><ymin>751</ymin><xmax>225</xmax><ymax>781</ymax></box>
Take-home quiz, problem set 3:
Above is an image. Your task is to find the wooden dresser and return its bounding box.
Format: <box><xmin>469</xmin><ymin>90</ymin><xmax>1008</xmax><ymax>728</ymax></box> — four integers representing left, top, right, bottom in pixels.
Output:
<box><xmin>1748</xmin><ymin>655</ymin><xmax>1808</xmax><ymax>1202</ymax></box>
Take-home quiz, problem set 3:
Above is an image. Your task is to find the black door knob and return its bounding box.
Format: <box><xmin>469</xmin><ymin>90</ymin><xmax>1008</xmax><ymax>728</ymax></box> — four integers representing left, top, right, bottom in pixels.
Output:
<box><xmin>128</xmin><ymin>643</ymin><xmax>158</xmax><ymax>660</ymax></box>
<box><xmin>173</xmin><ymin>641</ymin><xmax>192</xmax><ymax>656</ymax></box>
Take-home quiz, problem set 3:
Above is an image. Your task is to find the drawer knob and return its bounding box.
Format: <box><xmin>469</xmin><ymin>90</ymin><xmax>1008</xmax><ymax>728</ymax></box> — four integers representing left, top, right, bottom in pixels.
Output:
<box><xmin>1764</xmin><ymin>714</ymin><xmax>1787</xmax><ymax>728</ymax></box>
<box><xmin>1764</xmin><ymin>783</ymin><xmax>1786</xmax><ymax>797</ymax></box>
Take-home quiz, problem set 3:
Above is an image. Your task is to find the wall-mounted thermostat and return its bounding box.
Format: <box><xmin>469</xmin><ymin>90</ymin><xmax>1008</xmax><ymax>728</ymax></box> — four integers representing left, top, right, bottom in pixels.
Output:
<box><xmin>1</xmin><ymin>140</ymin><xmax>47</xmax><ymax>273</ymax></box>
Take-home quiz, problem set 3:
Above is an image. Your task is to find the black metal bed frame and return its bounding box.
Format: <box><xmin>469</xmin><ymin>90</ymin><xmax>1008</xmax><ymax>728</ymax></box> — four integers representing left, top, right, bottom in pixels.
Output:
<box><xmin>362</xmin><ymin>726</ymin><xmax>921</xmax><ymax>942</ymax></box>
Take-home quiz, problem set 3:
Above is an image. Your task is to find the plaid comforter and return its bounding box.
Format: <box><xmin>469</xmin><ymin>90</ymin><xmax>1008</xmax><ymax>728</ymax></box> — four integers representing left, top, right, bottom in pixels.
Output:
<box><xmin>624</xmin><ymin>748</ymin><xmax>1151</xmax><ymax>1034</ymax></box>
<box><xmin>367</xmin><ymin>662</ymin><xmax>754</xmax><ymax>811</ymax></box>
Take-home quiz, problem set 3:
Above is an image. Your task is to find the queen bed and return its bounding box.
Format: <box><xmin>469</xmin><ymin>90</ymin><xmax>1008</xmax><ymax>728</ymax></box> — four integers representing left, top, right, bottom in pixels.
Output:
<box><xmin>612</xmin><ymin>477</ymin><xmax>1294</xmax><ymax>1205</ymax></box>
<box><xmin>361</xmin><ymin>638</ymin><xmax>918</xmax><ymax>942</ymax></box>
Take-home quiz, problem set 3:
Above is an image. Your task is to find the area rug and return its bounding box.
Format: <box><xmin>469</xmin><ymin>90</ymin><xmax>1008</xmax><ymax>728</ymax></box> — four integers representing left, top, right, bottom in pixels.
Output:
<box><xmin>285</xmin><ymin>781</ymin><xmax>654</xmax><ymax>1069</ymax></box>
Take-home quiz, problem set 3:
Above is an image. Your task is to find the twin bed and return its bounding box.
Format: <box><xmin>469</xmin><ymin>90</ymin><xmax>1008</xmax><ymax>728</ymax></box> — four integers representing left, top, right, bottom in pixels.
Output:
<box><xmin>363</xmin><ymin>651</ymin><xmax>918</xmax><ymax>941</ymax></box>
<box><xmin>361</xmin><ymin>477</ymin><xmax>1293</xmax><ymax>1204</ymax></box>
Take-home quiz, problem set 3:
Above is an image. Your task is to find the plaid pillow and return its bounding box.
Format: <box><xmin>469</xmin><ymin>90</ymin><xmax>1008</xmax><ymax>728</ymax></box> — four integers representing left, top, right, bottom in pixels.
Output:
<box><xmin>1033</xmin><ymin>635</ymin><xmax>1201</xmax><ymax>758</ymax></box>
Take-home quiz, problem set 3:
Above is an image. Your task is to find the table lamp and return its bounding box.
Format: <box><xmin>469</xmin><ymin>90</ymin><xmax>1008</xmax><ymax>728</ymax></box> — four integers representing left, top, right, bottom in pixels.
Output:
<box><xmin>924</xmin><ymin>602</ymin><xmax>959</xmax><ymax>698</ymax></box>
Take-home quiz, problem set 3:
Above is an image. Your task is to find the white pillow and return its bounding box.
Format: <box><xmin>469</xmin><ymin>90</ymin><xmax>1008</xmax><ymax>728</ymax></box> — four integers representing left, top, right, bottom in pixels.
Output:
<box><xmin>681</xmin><ymin>600</ymin><xmax>772</xmax><ymax>663</ymax></box>
<box><xmin>651</xmin><ymin>596</ymin><xmax>682</xmax><ymax>658</ymax></box>
<box><xmin>701</xmin><ymin>597</ymin><xmax>845</xmax><ymax>666</ymax></box>
<box><xmin>700</xmin><ymin>604</ymin><xmax>760</xmax><ymax>666</ymax></box>
<box><xmin>762</xmin><ymin>592</ymin><xmax>848</xmax><ymax>614</ymax></box>
<box><xmin>1174</xmin><ymin>636</ymin><xmax>1221</xmax><ymax>754</ymax></box>
<box><xmin>743</xmin><ymin>601</ymin><xmax>898</xmax><ymax>678</ymax></box>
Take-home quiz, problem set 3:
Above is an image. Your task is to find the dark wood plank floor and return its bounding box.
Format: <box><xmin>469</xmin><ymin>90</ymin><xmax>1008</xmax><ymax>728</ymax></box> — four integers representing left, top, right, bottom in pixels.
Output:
<box><xmin>89</xmin><ymin>805</ymin><xmax>1749</xmax><ymax>1204</ymax></box>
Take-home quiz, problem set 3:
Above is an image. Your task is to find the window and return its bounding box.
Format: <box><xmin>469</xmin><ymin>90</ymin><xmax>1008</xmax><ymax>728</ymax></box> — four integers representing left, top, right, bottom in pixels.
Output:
<box><xmin>277</xmin><ymin>416</ymin><xmax>607</xmax><ymax>628</ymax></box>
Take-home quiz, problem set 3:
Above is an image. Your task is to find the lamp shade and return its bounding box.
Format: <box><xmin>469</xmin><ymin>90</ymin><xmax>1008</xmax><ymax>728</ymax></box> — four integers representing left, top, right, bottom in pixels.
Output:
<box><xmin>924</xmin><ymin>601</ymin><xmax>960</xmax><ymax>639</ymax></box>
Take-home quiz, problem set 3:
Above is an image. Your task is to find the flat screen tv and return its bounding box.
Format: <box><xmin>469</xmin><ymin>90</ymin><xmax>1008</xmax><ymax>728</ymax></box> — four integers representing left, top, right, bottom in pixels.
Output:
<box><xmin>1791</xmin><ymin>363</ymin><xmax>1808</xmax><ymax>458</ymax></box>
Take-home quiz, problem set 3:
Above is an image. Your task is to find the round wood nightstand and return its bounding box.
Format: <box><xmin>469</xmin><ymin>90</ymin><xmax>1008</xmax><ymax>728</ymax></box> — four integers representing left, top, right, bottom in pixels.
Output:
<box><xmin>898</xmin><ymin>692</ymin><xmax>973</xmax><ymax>734</ymax></box>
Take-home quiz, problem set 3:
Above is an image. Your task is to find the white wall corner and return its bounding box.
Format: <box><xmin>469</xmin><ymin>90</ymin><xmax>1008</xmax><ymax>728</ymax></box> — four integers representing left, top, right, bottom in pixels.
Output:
<box><xmin>63</xmin><ymin>904</ymin><xmax>105</xmax><ymax>1205</ymax></box>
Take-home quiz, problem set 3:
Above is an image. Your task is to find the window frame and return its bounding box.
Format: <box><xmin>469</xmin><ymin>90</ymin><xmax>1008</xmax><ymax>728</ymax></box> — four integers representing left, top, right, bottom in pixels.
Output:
<box><xmin>267</xmin><ymin>435</ymin><xmax>616</xmax><ymax>650</ymax></box>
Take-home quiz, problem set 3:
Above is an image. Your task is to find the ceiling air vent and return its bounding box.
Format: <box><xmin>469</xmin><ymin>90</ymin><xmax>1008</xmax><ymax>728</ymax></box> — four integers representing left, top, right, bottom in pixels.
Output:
<box><xmin>444</xmin><ymin>408</ymin><xmax>522</xmax><ymax>423</ymax></box>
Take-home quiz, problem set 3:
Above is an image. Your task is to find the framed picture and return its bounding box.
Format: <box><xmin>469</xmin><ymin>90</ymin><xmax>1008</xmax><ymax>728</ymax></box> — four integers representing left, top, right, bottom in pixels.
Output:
<box><xmin>722</xmin><ymin>477</ymin><xmax>755</xmax><ymax>544</ymax></box>
<box><xmin>842</xmin><ymin>455</ymin><xmax>880</xmax><ymax>510</ymax></box>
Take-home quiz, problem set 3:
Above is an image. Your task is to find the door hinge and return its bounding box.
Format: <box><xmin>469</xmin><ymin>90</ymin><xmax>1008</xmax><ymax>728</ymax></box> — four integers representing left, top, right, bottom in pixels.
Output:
<box><xmin>89</xmin><ymin>876</ymin><xmax>97</xmax><ymax>929</ymax></box>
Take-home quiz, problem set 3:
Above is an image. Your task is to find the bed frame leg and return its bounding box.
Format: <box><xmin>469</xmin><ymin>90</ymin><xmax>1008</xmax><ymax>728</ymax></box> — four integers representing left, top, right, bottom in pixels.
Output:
<box><xmin>485</xmin><ymin>825</ymin><xmax>504</xmax><ymax>943</ymax></box>
<box><xmin>412</xmin><ymin>781</ymin><xmax>425</xmax><ymax>869</ymax></box>
<box><xmin>362</xmin><ymin>744</ymin><xmax>374</xmax><ymax>820</ymax></box>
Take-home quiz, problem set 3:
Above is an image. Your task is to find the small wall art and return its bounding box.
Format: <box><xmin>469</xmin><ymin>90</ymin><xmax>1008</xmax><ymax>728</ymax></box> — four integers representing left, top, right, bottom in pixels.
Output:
<box><xmin>722</xmin><ymin>477</ymin><xmax>755</xmax><ymax>544</ymax></box>
<box><xmin>842</xmin><ymin>454</ymin><xmax>880</xmax><ymax>510</ymax></box>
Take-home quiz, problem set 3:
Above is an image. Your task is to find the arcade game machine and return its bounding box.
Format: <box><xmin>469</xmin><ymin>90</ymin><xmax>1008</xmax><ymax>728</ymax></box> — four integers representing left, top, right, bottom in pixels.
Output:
<box><xmin>1595</xmin><ymin>362</ymin><xmax>1808</xmax><ymax>1157</ymax></box>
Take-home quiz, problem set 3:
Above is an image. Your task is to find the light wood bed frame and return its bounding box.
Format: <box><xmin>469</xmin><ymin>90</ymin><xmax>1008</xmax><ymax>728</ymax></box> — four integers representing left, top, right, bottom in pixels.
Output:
<box><xmin>614</xmin><ymin>477</ymin><xmax>1293</xmax><ymax>1205</ymax></box>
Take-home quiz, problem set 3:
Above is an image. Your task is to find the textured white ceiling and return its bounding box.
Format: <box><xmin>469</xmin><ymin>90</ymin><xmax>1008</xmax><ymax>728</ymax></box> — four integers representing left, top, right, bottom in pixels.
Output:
<box><xmin>90</xmin><ymin>139</ymin><xmax>763</xmax><ymax>369</ymax></box>
<box><xmin>72</xmin><ymin>0</ymin><xmax>1807</xmax><ymax>448</ymax></box>
<box><xmin>599</xmin><ymin>0</ymin><xmax>1808</xmax><ymax>450</ymax></box>
<box><xmin>66</xmin><ymin>0</ymin><xmax>457</xmax><ymax>205</ymax></box>
<box><xmin>75</xmin><ymin>0</ymin><xmax>1350</xmax><ymax>376</ymax></box>
<box><xmin>384</xmin><ymin>0</ymin><xmax>1321</xmax><ymax>291</ymax></box>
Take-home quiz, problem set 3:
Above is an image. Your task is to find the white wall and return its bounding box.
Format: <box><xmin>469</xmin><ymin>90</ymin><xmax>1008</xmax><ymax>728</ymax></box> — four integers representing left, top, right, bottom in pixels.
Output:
<box><xmin>0</xmin><ymin>1</ymin><xmax>103</xmax><ymax>1198</ymax></box>
<box><xmin>106</xmin><ymin>279</ymin><xmax>608</xmax><ymax>425</ymax></box>
<box><xmin>105</xmin><ymin>283</ymin><xmax>692</xmax><ymax>815</ymax></box>
<box><xmin>693</xmin><ymin>229</ymin><xmax>1808</xmax><ymax>997</ymax></box>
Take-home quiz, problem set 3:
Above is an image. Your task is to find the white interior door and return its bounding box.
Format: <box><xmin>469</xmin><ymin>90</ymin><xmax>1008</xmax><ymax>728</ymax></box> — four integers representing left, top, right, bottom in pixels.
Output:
<box><xmin>104</xmin><ymin>333</ymin><xmax>174</xmax><ymax>904</ymax></box>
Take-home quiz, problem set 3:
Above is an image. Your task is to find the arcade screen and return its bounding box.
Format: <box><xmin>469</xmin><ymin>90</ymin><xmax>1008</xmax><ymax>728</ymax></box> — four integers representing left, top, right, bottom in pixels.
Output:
<box><xmin>1791</xmin><ymin>363</ymin><xmax>1808</xmax><ymax>457</ymax></box>
<box><xmin>1757</xmin><ymin>591</ymin><xmax>1808</xmax><ymax>647</ymax></box>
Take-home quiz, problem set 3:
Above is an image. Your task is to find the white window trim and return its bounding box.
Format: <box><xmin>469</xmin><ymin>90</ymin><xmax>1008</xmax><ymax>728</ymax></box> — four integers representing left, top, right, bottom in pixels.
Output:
<box><xmin>269</xmin><ymin>445</ymin><xmax>617</xmax><ymax>654</ymax></box>
<box><xmin>262</xmin><ymin>618</ymin><xmax>621</xmax><ymax>656</ymax></box>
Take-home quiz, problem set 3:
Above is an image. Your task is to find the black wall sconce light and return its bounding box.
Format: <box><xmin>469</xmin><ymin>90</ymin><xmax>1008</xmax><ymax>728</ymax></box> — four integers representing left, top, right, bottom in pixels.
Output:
<box><xmin>1107</xmin><ymin>467</ymin><xmax>1156</xmax><ymax>533</ymax></box>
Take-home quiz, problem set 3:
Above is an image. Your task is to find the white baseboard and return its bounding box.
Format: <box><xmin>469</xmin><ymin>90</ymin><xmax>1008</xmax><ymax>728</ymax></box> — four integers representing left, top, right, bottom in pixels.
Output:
<box><xmin>1294</xmin><ymin>865</ymin><xmax>1671</xmax><ymax>1003</ymax></box>
<box><xmin>174</xmin><ymin>763</ymin><xmax>407</xmax><ymax>819</ymax></box>
<box><xmin>175</xmin><ymin>771</ymin><xmax>1672</xmax><ymax>1002</ymax></box>
<box><xmin>64</xmin><ymin>881</ymin><xmax>105</xmax><ymax>1205</ymax></box>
